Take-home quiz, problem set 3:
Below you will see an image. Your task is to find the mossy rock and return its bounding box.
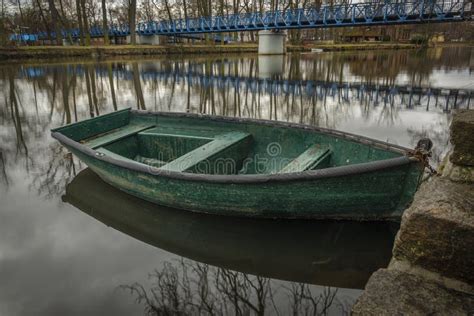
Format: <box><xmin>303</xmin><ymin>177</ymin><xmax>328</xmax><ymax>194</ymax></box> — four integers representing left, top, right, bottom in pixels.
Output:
<box><xmin>393</xmin><ymin>177</ymin><xmax>474</xmax><ymax>285</ymax></box>
<box><xmin>443</xmin><ymin>157</ymin><xmax>474</xmax><ymax>183</ymax></box>
<box><xmin>352</xmin><ymin>269</ymin><xmax>474</xmax><ymax>315</ymax></box>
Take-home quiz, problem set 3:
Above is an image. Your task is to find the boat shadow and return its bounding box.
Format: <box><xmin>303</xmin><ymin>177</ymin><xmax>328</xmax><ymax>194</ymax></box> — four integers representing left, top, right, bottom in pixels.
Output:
<box><xmin>63</xmin><ymin>168</ymin><xmax>399</xmax><ymax>290</ymax></box>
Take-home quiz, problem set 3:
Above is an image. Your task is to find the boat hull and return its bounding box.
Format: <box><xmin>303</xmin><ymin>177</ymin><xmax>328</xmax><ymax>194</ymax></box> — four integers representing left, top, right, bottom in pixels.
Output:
<box><xmin>65</xmin><ymin>145</ymin><xmax>421</xmax><ymax>220</ymax></box>
<box><xmin>52</xmin><ymin>109</ymin><xmax>424</xmax><ymax>220</ymax></box>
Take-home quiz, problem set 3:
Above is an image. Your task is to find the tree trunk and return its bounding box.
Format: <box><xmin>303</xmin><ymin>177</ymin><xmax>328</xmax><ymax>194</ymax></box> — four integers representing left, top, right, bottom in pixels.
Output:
<box><xmin>47</xmin><ymin>0</ymin><xmax>63</xmax><ymax>45</ymax></box>
<box><xmin>35</xmin><ymin>0</ymin><xmax>53</xmax><ymax>43</ymax></box>
<box><xmin>183</xmin><ymin>0</ymin><xmax>188</xmax><ymax>20</ymax></box>
<box><xmin>164</xmin><ymin>0</ymin><xmax>173</xmax><ymax>21</ymax></box>
<box><xmin>129</xmin><ymin>0</ymin><xmax>137</xmax><ymax>45</ymax></box>
<box><xmin>17</xmin><ymin>0</ymin><xmax>24</xmax><ymax>24</ymax></box>
<box><xmin>101</xmin><ymin>0</ymin><xmax>109</xmax><ymax>44</ymax></box>
<box><xmin>76</xmin><ymin>0</ymin><xmax>85</xmax><ymax>45</ymax></box>
<box><xmin>0</xmin><ymin>0</ymin><xmax>6</xmax><ymax>46</ymax></box>
<box><xmin>58</xmin><ymin>0</ymin><xmax>74</xmax><ymax>44</ymax></box>
<box><xmin>81</xmin><ymin>0</ymin><xmax>90</xmax><ymax>45</ymax></box>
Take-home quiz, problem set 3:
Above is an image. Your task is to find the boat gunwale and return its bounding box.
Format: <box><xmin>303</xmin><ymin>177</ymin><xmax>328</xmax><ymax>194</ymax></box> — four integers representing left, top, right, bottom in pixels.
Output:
<box><xmin>51</xmin><ymin>109</ymin><xmax>421</xmax><ymax>184</ymax></box>
<box><xmin>132</xmin><ymin>109</ymin><xmax>412</xmax><ymax>153</ymax></box>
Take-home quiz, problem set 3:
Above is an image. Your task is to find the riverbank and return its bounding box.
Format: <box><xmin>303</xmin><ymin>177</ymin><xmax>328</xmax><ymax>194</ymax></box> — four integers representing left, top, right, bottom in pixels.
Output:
<box><xmin>0</xmin><ymin>44</ymin><xmax>258</xmax><ymax>60</ymax></box>
<box><xmin>0</xmin><ymin>42</ymin><xmax>435</xmax><ymax>61</ymax></box>
<box><xmin>352</xmin><ymin>109</ymin><xmax>474</xmax><ymax>314</ymax></box>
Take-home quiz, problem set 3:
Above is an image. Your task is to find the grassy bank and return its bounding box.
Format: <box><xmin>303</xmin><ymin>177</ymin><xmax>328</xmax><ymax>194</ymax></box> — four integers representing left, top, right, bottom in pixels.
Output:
<box><xmin>308</xmin><ymin>42</ymin><xmax>419</xmax><ymax>51</ymax></box>
<box><xmin>0</xmin><ymin>44</ymin><xmax>260</xmax><ymax>60</ymax></box>
<box><xmin>1</xmin><ymin>42</ymin><xmax>470</xmax><ymax>61</ymax></box>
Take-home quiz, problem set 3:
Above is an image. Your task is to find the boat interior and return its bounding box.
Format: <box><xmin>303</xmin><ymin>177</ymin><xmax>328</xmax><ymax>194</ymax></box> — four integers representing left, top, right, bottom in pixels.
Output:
<box><xmin>55</xmin><ymin>109</ymin><xmax>401</xmax><ymax>175</ymax></box>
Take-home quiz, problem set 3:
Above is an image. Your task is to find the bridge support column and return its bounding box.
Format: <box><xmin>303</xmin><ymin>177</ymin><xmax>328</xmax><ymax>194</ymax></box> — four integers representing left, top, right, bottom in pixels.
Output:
<box><xmin>127</xmin><ymin>35</ymin><xmax>161</xmax><ymax>45</ymax></box>
<box><xmin>258</xmin><ymin>30</ymin><xmax>286</xmax><ymax>55</ymax></box>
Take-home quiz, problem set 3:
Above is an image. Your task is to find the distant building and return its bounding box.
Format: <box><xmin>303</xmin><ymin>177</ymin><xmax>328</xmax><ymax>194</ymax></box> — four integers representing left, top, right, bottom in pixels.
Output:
<box><xmin>429</xmin><ymin>33</ymin><xmax>445</xmax><ymax>43</ymax></box>
<box><xmin>339</xmin><ymin>29</ymin><xmax>384</xmax><ymax>42</ymax></box>
<box><xmin>338</xmin><ymin>27</ymin><xmax>411</xmax><ymax>43</ymax></box>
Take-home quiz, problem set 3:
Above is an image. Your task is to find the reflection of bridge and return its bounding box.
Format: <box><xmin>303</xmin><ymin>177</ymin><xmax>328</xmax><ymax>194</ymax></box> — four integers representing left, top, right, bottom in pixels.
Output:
<box><xmin>122</xmin><ymin>67</ymin><xmax>473</xmax><ymax>110</ymax></box>
<box><xmin>19</xmin><ymin>64</ymin><xmax>473</xmax><ymax>110</ymax></box>
<box><xmin>26</xmin><ymin>0</ymin><xmax>473</xmax><ymax>40</ymax></box>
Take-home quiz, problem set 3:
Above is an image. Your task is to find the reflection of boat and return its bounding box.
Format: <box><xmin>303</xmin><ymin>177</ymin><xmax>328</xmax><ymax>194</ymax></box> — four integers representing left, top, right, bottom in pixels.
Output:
<box><xmin>64</xmin><ymin>168</ymin><xmax>398</xmax><ymax>289</ymax></box>
<box><xmin>52</xmin><ymin>109</ymin><xmax>424</xmax><ymax>220</ymax></box>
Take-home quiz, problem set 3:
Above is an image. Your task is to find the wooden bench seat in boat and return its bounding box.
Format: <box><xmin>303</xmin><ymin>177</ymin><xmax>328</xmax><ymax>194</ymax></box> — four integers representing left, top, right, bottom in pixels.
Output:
<box><xmin>160</xmin><ymin>131</ymin><xmax>252</xmax><ymax>173</ymax></box>
<box><xmin>278</xmin><ymin>144</ymin><xmax>331</xmax><ymax>173</ymax></box>
<box><xmin>82</xmin><ymin>124</ymin><xmax>155</xmax><ymax>149</ymax></box>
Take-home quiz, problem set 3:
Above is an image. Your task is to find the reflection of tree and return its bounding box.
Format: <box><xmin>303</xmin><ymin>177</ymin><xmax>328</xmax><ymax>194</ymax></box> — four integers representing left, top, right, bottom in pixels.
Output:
<box><xmin>7</xmin><ymin>51</ymin><xmax>468</xmax><ymax>135</ymax></box>
<box><xmin>108</xmin><ymin>63</ymin><xmax>118</xmax><ymax>111</ymax></box>
<box><xmin>31</xmin><ymin>144</ymin><xmax>81</xmax><ymax>198</ymax></box>
<box><xmin>8</xmin><ymin>69</ymin><xmax>29</xmax><ymax>158</ymax></box>
<box><xmin>345</xmin><ymin>47</ymin><xmax>473</xmax><ymax>87</ymax></box>
<box><xmin>0</xmin><ymin>152</ymin><xmax>10</xmax><ymax>188</ymax></box>
<box><xmin>133</xmin><ymin>62</ymin><xmax>146</xmax><ymax>110</ymax></box>
<box><xmin>0</xmin><ymin>50</ymin><xmax>465</xmax><ymax>193</ymax></box>
<box><xmin>122</xmin><ymin>259</ymin><xmax>347</xmax><ymax>316</ymax></box>
<box><xmin>0</xmin><ymin>65</ymin><xmax>84</xmax><ymax>194</ymax></box>
<box><xmin>286</xmin><ymin>283</ymin><xmax>338</xmax><ymax>316</ymax></box>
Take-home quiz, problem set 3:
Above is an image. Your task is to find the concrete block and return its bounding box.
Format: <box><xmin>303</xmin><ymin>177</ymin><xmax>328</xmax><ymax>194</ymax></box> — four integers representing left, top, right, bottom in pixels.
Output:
<box><xmin>258</xmin><ymin>30</ymin><xmax>286</xmax><ymax>55</ymax></box>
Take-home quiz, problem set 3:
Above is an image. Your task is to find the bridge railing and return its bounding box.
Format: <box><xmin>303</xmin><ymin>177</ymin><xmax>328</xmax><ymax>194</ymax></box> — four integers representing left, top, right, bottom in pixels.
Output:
<box><xmin>32</xmin><ymin>0</ymin><xmax>471</xmax><ymax>40</ymax></box>
<box><xmin>132</xmin><ymin>0</ymin><xmax>470</xmax><ymax>35</ymax></box>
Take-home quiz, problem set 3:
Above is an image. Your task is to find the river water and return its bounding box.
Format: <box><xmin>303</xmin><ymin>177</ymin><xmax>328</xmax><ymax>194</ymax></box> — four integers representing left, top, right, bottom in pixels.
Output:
<box><xmin>0</xmin><ymin>47</ymin><xmax>473</xmax><ymax>315</ymax></box>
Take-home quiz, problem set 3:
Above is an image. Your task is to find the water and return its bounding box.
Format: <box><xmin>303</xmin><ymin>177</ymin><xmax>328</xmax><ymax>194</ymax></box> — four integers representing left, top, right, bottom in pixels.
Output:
<box><xmin>0</xmin><ymin>47</ymin><xmax>473</xmax><ymax>315</ymax></box>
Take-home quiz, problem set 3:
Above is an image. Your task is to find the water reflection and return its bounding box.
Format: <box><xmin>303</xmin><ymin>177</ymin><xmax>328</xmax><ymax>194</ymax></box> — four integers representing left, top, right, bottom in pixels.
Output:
<box><xmin>63</xmin><ymin>168</ymin><xmax>395</xmax><ymax>314</ymax></box>
<box><xmin>64</xmin><ymin>169</ymin><xmax>398</xmax><ymax>290</ymax></box>
<box><xmin>121</xmin><ymin>258</ymin><xmax>348</xmax><ymax>315</ymax></box>
<box><xmin>258</xmin><ymin>55</ymin><xmax>285</xmax><ymax>79</ymax></box>
<box><xmin>1</xmin><ymin>49</ymin><xmax>472</xmax><ymax>193</ymax></box>
<box><xmin>0</xmin><ymin>47</ymin><xmax>473</xmax><ymax>315</ymax></box>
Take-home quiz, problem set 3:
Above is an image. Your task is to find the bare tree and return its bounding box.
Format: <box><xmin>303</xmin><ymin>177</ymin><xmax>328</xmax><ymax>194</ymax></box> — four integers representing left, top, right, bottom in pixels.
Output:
<box><xmin>102</xmin><ymin>0</ymin><xmax>109</xmax><ymax>44</ymax></box>
<box><xmin>0</xmin><ymin>0</ymin><xmax>6</xmax><ymax>46</ymax></box>
<box><xmin>129</xmin><ymin>0</ymin><xmax>137</xmax><ymax>44</ymax></box>
<box><xmin>47</xmin><ymin>0</ymin><xmax>63</xmax><ymax>45</ymax></box>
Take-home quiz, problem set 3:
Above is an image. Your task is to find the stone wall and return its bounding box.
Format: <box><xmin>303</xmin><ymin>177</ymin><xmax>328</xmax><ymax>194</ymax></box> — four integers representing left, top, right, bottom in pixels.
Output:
<box><xmin>352</xmin><ymin>109</ymin><xmax>474</xmax><ymax>315</ymax></box>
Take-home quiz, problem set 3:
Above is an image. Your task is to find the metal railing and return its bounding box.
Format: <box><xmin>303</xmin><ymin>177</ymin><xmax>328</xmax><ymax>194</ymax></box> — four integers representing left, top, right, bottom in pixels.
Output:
<box><xmin>30</xmin><ymin>0</ymin><xmax>471</xmax><ymax>40</ymax></box>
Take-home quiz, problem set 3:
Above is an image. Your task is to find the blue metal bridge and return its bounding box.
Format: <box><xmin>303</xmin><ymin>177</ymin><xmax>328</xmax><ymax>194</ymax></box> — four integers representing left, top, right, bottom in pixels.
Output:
<box><xmin>20</xmin><ymin>0</ymin><xmax>472</xmax><ymax>40</ymax></box>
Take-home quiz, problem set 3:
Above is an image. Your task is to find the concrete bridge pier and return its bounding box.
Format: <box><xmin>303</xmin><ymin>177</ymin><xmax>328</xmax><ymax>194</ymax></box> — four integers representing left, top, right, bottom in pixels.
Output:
<box><xmin>258</xmin><ymin>30</ymin><xmax>286</xmax><ymax>55</ymax></box>
<box><xmin>127</xmin><ymin>35</ymin><xmax>161</xmax><ymax>45</ymax></box>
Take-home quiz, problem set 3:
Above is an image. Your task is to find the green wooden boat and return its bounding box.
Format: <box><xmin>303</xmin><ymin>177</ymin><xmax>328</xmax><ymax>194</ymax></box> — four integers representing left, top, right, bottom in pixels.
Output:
<box><xmin>52</xmin><ymin>108</ymin><xmax>426</xmax><ymax>220</ymax></box>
